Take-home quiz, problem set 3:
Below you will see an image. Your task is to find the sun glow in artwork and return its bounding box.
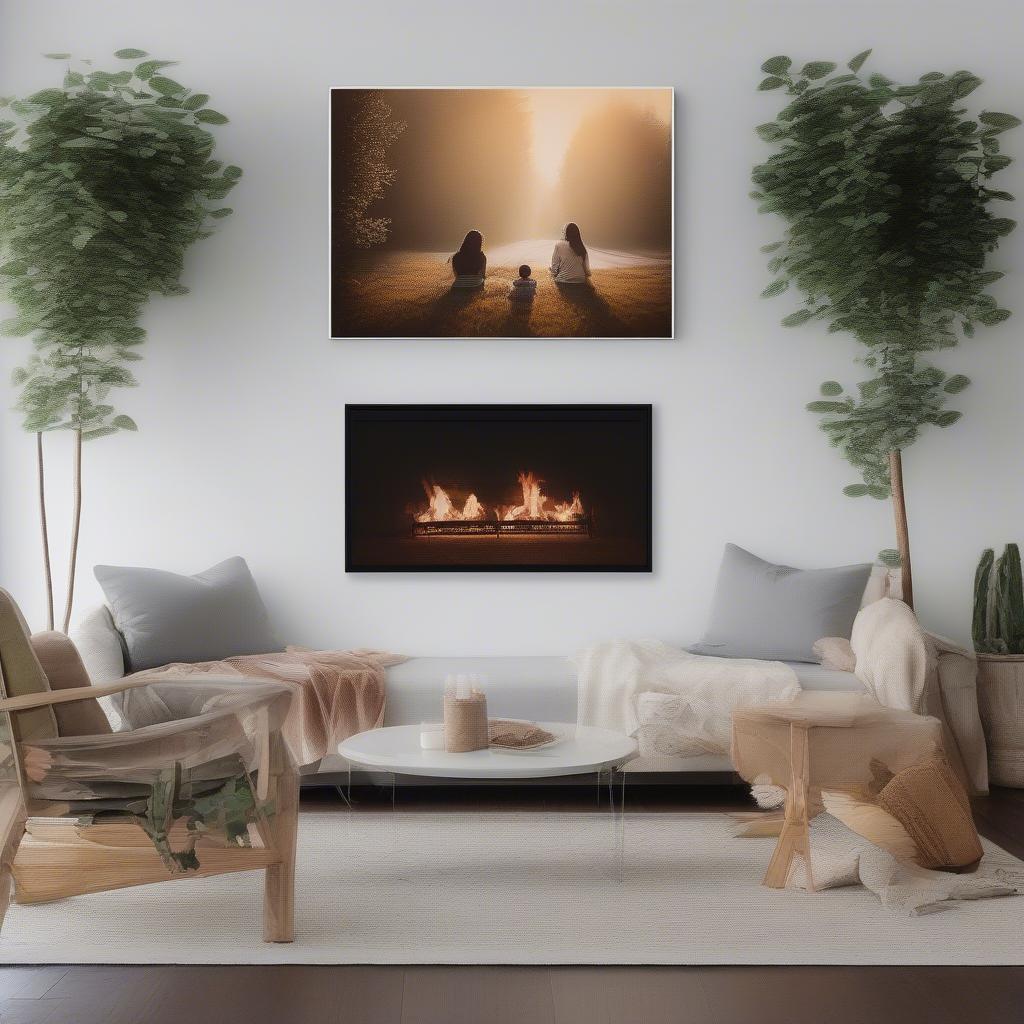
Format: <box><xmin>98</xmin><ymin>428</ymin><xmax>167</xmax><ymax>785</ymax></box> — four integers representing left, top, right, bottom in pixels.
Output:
<box><xmin>330</xmin><ymin>88</ymin><xmax>673</xmax><ymax>339</ymax></box>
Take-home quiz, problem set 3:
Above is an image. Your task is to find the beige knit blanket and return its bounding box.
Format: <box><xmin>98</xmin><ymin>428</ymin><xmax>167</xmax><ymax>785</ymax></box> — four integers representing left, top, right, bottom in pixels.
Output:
<box><xmin>851</xmin><ymin>599</ymin><xmax>987</xmax><ymax>793</ymax></box>
<box><xmin>134</xmin><ymin>648</ymin><xmax>405</xmax><ymax>766</ymax></box>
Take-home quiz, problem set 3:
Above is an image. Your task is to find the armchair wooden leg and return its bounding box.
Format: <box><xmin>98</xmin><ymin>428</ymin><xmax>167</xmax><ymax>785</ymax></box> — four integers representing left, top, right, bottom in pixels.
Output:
<box><xmin>262</xmin><ymin>734</ymin><xmax>298</xmax><ymax>943</ymax></box>
<box><xmin>0</xmin><ymin>791</ymin><xmax>26</xmax><ymax>933</ymax></box>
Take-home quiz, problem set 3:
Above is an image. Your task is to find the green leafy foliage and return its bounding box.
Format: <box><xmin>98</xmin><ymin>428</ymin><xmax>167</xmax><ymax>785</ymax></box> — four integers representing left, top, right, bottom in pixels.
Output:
<box><xmin>877</xmin><ymin>548</ymin><xmax>902</xmax><ymax>567</ymax></box>
<box><xmin>974</xmin><ymin>544</ymin><xmax>1024</xmax><ymax>654</ymax></box>
<box><xmin>752</xmin><ymin>52</ymin><xmax>1017</xmax><ymax>499</ymax></box>
<box><xmin>87</xmin><ymin>758</ymin><xmax>261</xmax><ymax>871</ymax></box>
<box><xmin>0</xmin><ymin>50</ymin><xmax>241</xmax><ymax>440</ymax></box>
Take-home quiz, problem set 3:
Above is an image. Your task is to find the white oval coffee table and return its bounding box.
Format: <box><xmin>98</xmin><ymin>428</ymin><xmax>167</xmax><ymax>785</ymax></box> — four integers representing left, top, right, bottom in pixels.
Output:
<box><xmin>338</xmin><ymin>723</ymin><xmax>637</xmax><ymax>780</ymax></box>
<box><xmin>338</xmin><ymin>724</ymin><xmax>636</xmax><ymax>879</ymax></box>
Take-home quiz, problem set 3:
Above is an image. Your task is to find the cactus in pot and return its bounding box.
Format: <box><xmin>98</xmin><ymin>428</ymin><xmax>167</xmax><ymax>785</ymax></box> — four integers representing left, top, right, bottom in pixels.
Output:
<box><xmin>974</xmin><ymin>544</ymin><xmax>1024</xmax><ymax>655</ymax></box>
<box><xmin>972</xmin><ymin>543</ymin><xmax>1024</xmax><ymax>787</ymax></box>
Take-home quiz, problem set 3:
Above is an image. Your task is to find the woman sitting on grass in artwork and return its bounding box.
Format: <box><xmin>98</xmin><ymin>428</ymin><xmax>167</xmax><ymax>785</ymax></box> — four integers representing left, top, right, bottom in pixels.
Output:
<box><xmin>549</xmin><ymin>222</ymin><xmax>592</xmax><ymax>284</ymax></box>
<box><xmin>450</xmin><ymin>229</ymin><xmax>487</xmax><ymax>288</ymax></box>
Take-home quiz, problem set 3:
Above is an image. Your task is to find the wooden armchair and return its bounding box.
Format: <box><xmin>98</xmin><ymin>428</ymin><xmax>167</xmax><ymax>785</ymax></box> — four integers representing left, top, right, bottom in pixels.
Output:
<box><xmin>0</xmin><ymin>587</ymin><xmax>298</xmax><ymax>942</ymax></box>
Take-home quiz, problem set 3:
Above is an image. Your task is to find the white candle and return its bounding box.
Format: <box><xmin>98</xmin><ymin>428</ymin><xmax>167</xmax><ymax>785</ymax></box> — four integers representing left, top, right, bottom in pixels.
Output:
<box><xmin>420</xmin><ymin>723</ymin><xmax>444</xmax><ymax>750</ymax></box>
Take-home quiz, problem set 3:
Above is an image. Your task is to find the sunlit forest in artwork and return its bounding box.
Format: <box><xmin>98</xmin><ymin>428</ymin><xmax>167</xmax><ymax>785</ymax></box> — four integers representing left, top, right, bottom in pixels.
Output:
<box><xmin>330</xmin><ymin>88</ymin><xmax>673</xmax><ymax>338</ymax></box>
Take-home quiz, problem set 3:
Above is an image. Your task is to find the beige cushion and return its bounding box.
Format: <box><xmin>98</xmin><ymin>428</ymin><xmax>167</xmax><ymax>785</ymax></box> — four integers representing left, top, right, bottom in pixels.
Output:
<box><xmin>812</xmin><ymin>637</ymin><xmax>857</xmax><ymax>672</ymax></box>
<box><xmin>29</xmin><ymin>631</ymin><xmax>112</xmax><ymax>737</ymax></box>
<box><xmin>824</xmin><ymin>752</ymin><xmax>983</xmax><ymax>871</ymax></box>
<box><xmin>0</xmin><ymin>588</ymin><xmax>58</xmax><ymax>742</ymax></box>
<box><xmin>877</xmin><ymin>753</ymin><xmax>983</xmax><ymax>871</ymax></box>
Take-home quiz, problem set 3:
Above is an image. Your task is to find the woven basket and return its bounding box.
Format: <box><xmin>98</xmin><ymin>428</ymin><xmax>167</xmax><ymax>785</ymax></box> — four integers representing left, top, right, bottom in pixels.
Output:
<box><xmin>977</xmin><ymin>654</ymin><xmax>1024</xmax><ymax>788</ymax></box>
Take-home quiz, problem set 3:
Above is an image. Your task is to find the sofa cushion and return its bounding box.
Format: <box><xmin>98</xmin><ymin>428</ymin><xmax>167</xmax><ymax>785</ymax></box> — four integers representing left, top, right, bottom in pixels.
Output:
<box><xmin>94</xmin><ymin>556</ymin><xmax>280</xmax><ymax>672</ymax></box>
<box><xmin>690</xmin><ymin>544</ymin><xmax>872</xmax><ymax>663</ymax></box>
<box><xmin>812</xmin><ymin>636</ymin><xmax>857</xmax><ymax>672</ymax></box>
<box><xmin>29</xmin><ymin>631</ymin><xmax>112</xmax><ymax>737</ymax></box>
<box><xmin>70</xmin><ymin>605</ymin><xmax>125</xmax><ymax>684</ymax></box>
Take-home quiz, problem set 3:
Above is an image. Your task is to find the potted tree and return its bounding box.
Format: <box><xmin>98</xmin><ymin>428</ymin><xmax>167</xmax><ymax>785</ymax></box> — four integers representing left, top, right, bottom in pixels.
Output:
<box><xmin>1</xmin><ymin>49</ymin><xmax>240</xmax><ymax>631</ymax></box>
<box><xmin>752</xmin><ymin>51</ymin><xmax>1018</xmax><ymax>609</ymax></box>
<box><xmin>973</xmin><ymin>545</ymin><xmax>1024</xmax><ymax>787</ymax></box>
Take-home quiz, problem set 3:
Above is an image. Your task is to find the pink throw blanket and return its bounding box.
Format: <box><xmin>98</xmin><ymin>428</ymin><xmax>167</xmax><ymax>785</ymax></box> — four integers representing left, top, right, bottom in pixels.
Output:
<box><xmin>136</xmin><ymin>648</ymin><xmax>405</xmax><ymax>766</ymax></box>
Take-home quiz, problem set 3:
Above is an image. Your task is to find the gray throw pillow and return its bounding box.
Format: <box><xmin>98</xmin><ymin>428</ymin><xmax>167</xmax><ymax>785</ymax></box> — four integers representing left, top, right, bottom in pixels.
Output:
<box><xmin>94</xmin><ymin>556</ymin><xmax>280</xmax><ymax>672</ymax></box>
<box><xmin>690</xmin><ymin>544</ymin><xmax>871</xmax><ymax>663</ymax></box>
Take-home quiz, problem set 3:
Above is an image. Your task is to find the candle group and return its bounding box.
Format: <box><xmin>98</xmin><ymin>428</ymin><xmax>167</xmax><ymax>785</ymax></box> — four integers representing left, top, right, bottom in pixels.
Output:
<box><xmin>442</xmin><ymin>674</ymin><xmax>489</xmax><ymax>752</ymax></box>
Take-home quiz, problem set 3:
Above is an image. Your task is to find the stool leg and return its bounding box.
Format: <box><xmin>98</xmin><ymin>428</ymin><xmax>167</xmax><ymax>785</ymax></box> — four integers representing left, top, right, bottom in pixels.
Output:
<box><xmin>762</xmin><ymin>723</ymin><xmax>814</xmax><ymax>891</ymax></box>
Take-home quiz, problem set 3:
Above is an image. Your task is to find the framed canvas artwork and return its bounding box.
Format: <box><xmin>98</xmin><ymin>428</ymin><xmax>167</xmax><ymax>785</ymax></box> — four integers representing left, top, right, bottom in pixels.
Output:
<box><xmin>330</xmin><ymin>88</ymin><xmax>674</xmax><ymax>339</ymax></box>
<box><xmin>345</xmin><ymin>405</ymin><xmax>653</xmax><ymax>572</ymax></box>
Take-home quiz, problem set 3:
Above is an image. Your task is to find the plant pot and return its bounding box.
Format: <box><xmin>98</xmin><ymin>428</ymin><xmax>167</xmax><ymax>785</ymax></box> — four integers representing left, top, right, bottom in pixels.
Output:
<box><xmin>977</xmin><ymin>653</ymin><xmax>1024</xmax><ymax>788</ymax></box>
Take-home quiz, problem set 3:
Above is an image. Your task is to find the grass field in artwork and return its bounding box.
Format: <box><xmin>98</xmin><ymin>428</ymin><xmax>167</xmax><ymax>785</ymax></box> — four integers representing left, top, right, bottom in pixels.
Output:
<box><xmin>339</xmin><ymin>241</ymin><xmax>671</xmax><ymax>338</ymax></box>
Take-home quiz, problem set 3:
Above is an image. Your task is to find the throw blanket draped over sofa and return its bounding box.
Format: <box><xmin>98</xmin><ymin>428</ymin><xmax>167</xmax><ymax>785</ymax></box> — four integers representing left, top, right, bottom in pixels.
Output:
<box><xmin>129</xmin><ymin>649</ymin><xmax>405</xmax><ymax>766</ymax></box>
<box><xmin>574</xmin><ymin>639</ymin><xmax>800</xmax><ymax>754</ymax></box>
<box><xmin>575</xmin><ymin>599</ymin><xmax>988</xmax><ymax>794</ymax></box>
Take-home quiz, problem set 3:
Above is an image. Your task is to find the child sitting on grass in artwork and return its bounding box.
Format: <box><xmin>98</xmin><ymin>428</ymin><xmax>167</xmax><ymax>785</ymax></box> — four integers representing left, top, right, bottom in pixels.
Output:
<box><xmin>508</xmin><ymin>264</ymin><xmax>538</xmax><ymax>301</ymax></box>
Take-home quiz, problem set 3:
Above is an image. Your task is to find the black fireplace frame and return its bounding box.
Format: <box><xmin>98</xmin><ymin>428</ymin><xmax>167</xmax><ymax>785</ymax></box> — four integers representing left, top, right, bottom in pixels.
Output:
<box><xmin>344</xmin><ymin>404</ymin><xmax>653</xmax><ymax>572</ymax></box>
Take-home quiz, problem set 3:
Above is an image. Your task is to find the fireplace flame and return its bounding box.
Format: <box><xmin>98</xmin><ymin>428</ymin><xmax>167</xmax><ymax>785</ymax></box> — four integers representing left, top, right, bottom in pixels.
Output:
<box><xmin>414</xmin><ymin>471</ymin><xmax>584</xmax><ymax>524</ymax></box>
<box><xmin>416</xmin><ymin>480</ymin><xmax>485</xmax><ymax>522</ymax></box>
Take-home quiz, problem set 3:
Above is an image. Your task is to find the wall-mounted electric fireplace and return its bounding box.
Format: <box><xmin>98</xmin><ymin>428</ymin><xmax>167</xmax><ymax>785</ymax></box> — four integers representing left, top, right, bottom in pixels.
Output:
<box><xmin>345</xmin><ymin>405</ymin><xmax>653</xmax><ymax>572</ymax></box>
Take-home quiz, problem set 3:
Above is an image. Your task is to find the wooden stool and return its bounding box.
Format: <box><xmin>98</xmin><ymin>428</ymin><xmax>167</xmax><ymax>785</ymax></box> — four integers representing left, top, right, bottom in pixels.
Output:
<box><xmin>732</xmin><ymin>692</ymin><xmax>945</xmax><ymax>891</ymax></box>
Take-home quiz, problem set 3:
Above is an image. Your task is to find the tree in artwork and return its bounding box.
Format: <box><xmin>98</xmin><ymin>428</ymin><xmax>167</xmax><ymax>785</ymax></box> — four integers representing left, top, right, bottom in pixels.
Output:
<box><xmin>752</xmin><ymin>50</ymin><xmax>1017</xmax><ymax>608</ymax></box>
<box><xmin>330</xmin><ymin>89</ymin><xmax>406</xmax><ymax>251</ymax></box>
<box><xmin>0</xmin><ymin>49</ymin><xmax>240</xmax><ymax>630</ymax></box>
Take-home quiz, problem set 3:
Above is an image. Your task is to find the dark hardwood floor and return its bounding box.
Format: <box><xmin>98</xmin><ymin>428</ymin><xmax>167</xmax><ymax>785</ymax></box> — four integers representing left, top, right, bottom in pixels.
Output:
<box><xmin>0</xmin><ymin>784</ymin><xmax>1021</xmax><ymax>1024</ymax></box>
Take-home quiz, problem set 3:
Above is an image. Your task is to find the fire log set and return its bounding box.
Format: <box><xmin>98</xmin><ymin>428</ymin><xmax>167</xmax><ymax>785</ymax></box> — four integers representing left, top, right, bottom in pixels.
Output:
<box><xmin>412</xmin><ymin>471</ymin><xmax>591</xmax><ymax>537</ymax></box>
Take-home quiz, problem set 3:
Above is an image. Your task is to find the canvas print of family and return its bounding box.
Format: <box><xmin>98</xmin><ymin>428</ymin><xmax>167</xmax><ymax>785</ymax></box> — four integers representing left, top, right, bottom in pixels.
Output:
<box><xmin>330</xmin><ymin>88</ymin><xmax>673</xmax><ymax>339</ymax></box>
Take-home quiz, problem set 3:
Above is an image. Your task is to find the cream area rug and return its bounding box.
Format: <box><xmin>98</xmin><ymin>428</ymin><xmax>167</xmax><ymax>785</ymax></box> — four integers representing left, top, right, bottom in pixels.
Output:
<box><xmin>2</xmin><ymin>811</ymin><xmax>1022</xmax><ymax>965</ymax></box>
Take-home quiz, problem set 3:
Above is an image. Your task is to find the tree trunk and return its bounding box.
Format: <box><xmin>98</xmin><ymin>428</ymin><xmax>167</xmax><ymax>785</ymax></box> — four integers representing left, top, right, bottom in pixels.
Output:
<box><xmin>888</xmin><ymin>449</ymin><xmax>914</xmax><ymax>611</ymax></box>
<box><xmin>61</xmin><ymin>429</ymin><xmax>83</xmax><ymax>635</ymax></box>
<box><xmin>36</xmin><ymin>432</ymin><xmax>54</xmax><ymax>631</ymax></box>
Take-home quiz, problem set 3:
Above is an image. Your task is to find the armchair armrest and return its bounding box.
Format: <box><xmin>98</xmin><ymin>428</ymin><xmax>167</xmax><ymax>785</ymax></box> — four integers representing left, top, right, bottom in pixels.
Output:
<box><xmin>17</xmin><ymin>678</ymin><xmax>294</xmax><ymax>798</ymax></box>
<box><xmin>0</xmin><ymin>678</ymin><xmax>152</xmax><ymax>714</ymax></box>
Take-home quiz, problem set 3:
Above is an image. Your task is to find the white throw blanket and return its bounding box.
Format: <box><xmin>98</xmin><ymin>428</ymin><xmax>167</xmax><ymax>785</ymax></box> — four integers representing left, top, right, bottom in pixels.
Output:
<box><xmin>852</xmin><ymin>598</ymin><xmax>987</xmax><ymax>792</ymax></box>
<box><xmin>573</xmin><ymin>639</ymin><xmax>801</xmax><ymax>754</ymax></box>
<box><xmin>784</xmin><ymin>814</ymin><xmax>1023</xmax><ymax>915</ymax></box>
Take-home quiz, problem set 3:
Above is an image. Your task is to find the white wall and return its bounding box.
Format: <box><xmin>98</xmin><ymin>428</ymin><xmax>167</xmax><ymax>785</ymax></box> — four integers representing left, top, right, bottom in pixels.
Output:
<box><xmin>1</xmin><ymin>0</ymin><xmax>1022</xmax><ymax>653</ymax></box>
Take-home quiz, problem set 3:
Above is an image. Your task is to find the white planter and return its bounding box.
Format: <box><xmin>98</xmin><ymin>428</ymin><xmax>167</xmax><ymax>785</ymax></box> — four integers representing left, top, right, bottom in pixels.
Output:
<box><xmin>977</xmin><ymin>654</ymin><xmax>1024</xmax><ymax>788</ymax></box>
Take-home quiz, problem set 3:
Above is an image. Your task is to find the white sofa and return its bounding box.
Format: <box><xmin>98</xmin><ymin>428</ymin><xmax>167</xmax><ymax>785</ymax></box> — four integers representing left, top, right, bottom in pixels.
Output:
<box><xmin>72</xmin><ymin>608</ymin><xmax>865</xmax><ymax>783</ymax></box>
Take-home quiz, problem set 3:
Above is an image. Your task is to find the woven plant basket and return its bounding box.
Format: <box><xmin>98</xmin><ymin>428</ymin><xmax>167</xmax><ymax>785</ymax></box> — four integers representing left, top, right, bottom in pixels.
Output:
<box><xmin>977</xmin><ymin>654</ymin><xmax>1024</xmax><ymax>788</ymax></box>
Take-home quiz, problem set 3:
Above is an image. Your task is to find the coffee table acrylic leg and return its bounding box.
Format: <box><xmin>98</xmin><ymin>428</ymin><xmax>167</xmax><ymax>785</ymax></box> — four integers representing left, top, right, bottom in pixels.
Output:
<box><xmin>599</xmin><ymin>764</ymin><xmax>626</xmax><ymax>883</ymax></box>
<box><xmin>334</xmin><ymin>763</ymin><xmax>354</xmax><ymax>808</ymax></box>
